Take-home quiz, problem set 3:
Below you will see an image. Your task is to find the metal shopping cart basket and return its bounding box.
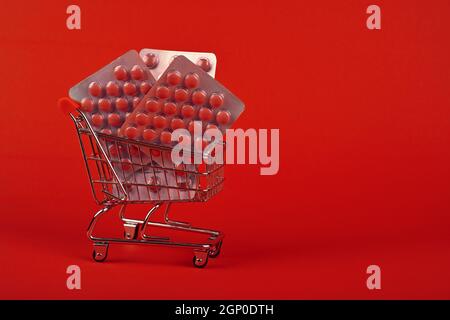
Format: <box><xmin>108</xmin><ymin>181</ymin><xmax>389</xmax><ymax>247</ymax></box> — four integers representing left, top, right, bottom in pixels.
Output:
<box><xmin>59</xmin><ymin>98</ymin><xmax>224</xmax><ymax>268</ymax></box>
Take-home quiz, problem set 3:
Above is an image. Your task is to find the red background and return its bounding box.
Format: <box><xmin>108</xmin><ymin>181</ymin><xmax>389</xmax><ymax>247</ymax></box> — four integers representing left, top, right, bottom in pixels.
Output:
<box><xmin>1</xmin><ymin>0</ymin><xmax>450</xmax><ymax>299</ymax></box>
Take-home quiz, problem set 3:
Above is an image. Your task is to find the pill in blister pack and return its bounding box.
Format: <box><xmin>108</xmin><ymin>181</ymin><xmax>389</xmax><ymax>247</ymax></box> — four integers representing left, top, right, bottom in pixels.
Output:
<box><xmin>69</xmin><ymin>50</ymin><xmax>156</xmax><ymax>136</ymax></box>
<box><xmin>140</xmin><ymin>48</ymin><xmax>217</xmax><ymax>80</ymax></box>
<box><xmin>119</xmin><ymin>55</ymin><xmax>245</xmax><ymax>146</ymax></box>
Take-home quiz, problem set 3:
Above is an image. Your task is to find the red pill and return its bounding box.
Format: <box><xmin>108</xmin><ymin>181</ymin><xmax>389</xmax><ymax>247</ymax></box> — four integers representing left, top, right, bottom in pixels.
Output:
<box><xmin>163</xmin><ymin>102</ymin><xmax>177</xmax><ymax>116</ymax></box>
<box><xmin>143</xmin><ymin>53</ymin><xmax>159</xmax><ymax>69</ymax></box>
<box><xmin>174</xmin><ymin>88</ymin><xmax>188</xmax><ymax>102</ymax></box>
<box><xmin>114</xmin><ymin>65</ymin><xmax>128</xmax><ymax>81</ymax></box>
<box><xmin>143</xmin><ymin>128</ymin><xmax>157</xmax><ymax>141</ymax></box>
<box><xmin>115</xmin><ymin>98</ymin><xmax>129</xmax><ymax>112</ymax></box>
<box><xmin>88</xmin><ymin>82</ymin><xmax>102</xmax><ymax>97</ymax></box>
<box><xmin>91</xmin><ymin>114</ymin><xmax>104</xmax><ymax>127</ymax></box>
<box><xmin>132</xmin><ymin>97</ymin><xmax>141</xmax><ymax>109</ymax></box>
<box><xmin>131</xmin><ymin>65</ymin><xmax>145</xmax><ymax>80</ymax></box>
<box><xmin>198</xmin><ymin>107</ymin><xmax>213</xmax><ymax>122</ymax></box>
<box><xmin>197</xmin><ymin>58</ymin><xmax>212</xmax><ymax>72</ymax></box>
<box><xmin>98</xmin><ymin>98</ymin><xmax>112</xmax><ymax>112</ymax></box>
<box><xmin>135</xmin><ymin>112</ymin><xmax>149</xmax><ymax>126</ymax></box>
<box><xmin>181</xmin><ymin>104</ymin><xmax>195</xmax><ymax>118</ymax></box>
<box><xmin>106</xmin><ymin>81</ymin><xmax>120</xmax><ymax>97</ymax></box>
<box><xmin>140</xmin><ymin>82</ymin><xmax>151</xmax><ymax>94</ymax></box>
<box><xmin>191</xmin><ymin>89</ymin><xmax>207</xmax><ymax>105</ymax></box>
<box><xmin>166</xmin><ymin>70</ymin><xmax>182</xmax><ymax>86</ymax></box>
<box><xmin>123</xmin><ymin>82</ymin><xmax>137</xmax><ymax>96</ymax></box>
<box><xmin>160</xmin><ymin>131</ymin><xmax>172</xmax><ymax>144</ymax></box>
<box><xmin>80</xmin><ymin>97</ymin><xmax>94</xmax><ymax>112</ymax></box>
<box><xmin>209</xmin><ymin>93</ymin><xmax>224</xmax><ymax>109</ymax></box>
<box><xmin>125</xmin><ymin>126</ymin><xmax>138</xmax><ymax>139</ymax></box>
<box><xmin>153</xmin><ymin>115</ymin><xmax>167</xmax><ymax>129</ymax></box>
<box><xmin>156</xmin><ymin>85</ymin><xmax>170</xmax><ymax>99</ymax></box>
<box><xmin>171</xmin><ymin>118</ymin><xmax>185</xmax><ymax>130</ymax></box>
<box><xmin>216</xmin><ymin>110</ymin><xmax>231</xmax><ymax>125</ymax></box>
<box><xmin>184</xmin><ymin>73</ymin><xmax>199</xmax><ymax>89</ymax></box>
<box><xmin>145</xmin><ymin>99</ymin><xmax>161</xmax><ymax>113</ymax></box>
<box><xmin>121</xmin><ymin>159</ymin><xmax>133</xmax><ymax>171</ymax></box>
<box><xmin>108</xmin><ymin>113</ymin><xmax>122</xmax><ymax>127</ymax></box>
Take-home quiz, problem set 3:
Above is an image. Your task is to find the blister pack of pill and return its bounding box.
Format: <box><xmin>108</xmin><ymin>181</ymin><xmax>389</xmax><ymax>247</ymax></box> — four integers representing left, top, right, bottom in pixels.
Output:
<box><xmin>69</xmin><ymin>50</ymin><xmax>156</xmax><ymax>136</ymax></box>
<box><xmin>119</xmin><ymin>55</ymin><xmax>245</xmax><ymax>148</ymax></box>
<box><xmin>140</xmin><ymin>48</ymin><xmax>217</xmax><ymax>80</ymax></box>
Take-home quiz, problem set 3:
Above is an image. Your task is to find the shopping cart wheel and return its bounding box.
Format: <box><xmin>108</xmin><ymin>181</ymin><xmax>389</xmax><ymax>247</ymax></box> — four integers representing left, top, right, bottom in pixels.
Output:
<box><xmin>92</xmin><ymin>243</ymin><xmax>109</xmax><ymax>262</ymax></box>
<box><xmin>193</xmin><ymin>251</ymin><xmax>209</xmax><ymax>268</ymax></box>
<box><xmin>208</xmin><ymin>240</ymin><xmax>223</xmax><ymax>258</ymax></box>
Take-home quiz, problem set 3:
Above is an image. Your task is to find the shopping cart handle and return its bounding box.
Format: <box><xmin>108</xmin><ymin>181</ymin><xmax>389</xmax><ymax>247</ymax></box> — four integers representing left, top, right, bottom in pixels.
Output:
<box><xmin>58</xmin><ymin>97</ymin><xmax>80</xmax><ymax>115</ymax></box>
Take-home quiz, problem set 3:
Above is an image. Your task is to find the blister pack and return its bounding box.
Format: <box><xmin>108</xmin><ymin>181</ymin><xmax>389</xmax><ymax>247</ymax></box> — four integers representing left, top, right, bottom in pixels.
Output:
<box><xmin>140</xmin><ymin>48</ymin><xmax>217</xmax><ymax>80</ymax></box>
<box><xmin>119</xmin><ymin>55</ymin><xmax>245</xmax><ymax>147</ymax></box>
<box><xmin>69</xmin><ymin>50</ymin><xmax>156</xmax><ymax>136</ymax></box>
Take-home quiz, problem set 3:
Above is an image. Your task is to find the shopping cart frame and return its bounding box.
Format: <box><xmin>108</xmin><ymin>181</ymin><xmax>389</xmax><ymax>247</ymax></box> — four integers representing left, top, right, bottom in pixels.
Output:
<box><xmin>59</xmin><ymin>98</ymin><xmax>225</xmax><ymax>268</ymax></box>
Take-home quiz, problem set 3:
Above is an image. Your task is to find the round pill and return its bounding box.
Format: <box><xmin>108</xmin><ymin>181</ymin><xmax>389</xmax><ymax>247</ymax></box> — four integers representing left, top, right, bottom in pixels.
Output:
<box><xmin>171</xmin><ymin>118</ymin><xmax>185</xmax><ymax>130</ymax></box>
<box><xmin>108</xmin><ymin>113</ymin><xmax>122</xmax><ymax>127</ymax></box>
<box><xmin>209</xmin><ymin>93</ymin><xmax>224</xmax><ymax>108</ymax></box>
<box><xmin>143</xmin><ymin>128</ymin><xmax>157</xmax><ymax>141</ymax></box>
<box><xmin>130</xmin><ymin>65</ymin><xmax>145</xmax><ymax>80</ymax></box>
<box><xmin>192</xmin><ymin>89</ymin><xmax>207</xmax><ymax>105</ymax></box>
<box><xmin>216</xmin><ymin>110</ymin><xmax>231</xmax><ymax>125</ymax></box>
<box><xmin>166</xmin><ymin>70</ymin><xmax>182</xmax><ymax>86</ymax></box>
<box><xmin>98</xmin><ymin>98</ymin><xmax>112</xmax><ymax>112</ymax></box>
<box><xmin>153</xmin><ymin>115</ymin><xmax>167</xmax><ymax>129</ymax></box>
<box><xmin>160</xmin><ymin>131</ymin><xmax>172</xmax><ymax>144</ymax></box>
<box><xmin>197</xmin><ymin>58</ymin><xmax>211</xmax><ymax>72</ymax></box>
<box><xmin>181</xmin><ymin>104</ymin><xmax>195</xmax><ymax>118</ymax></box>
<box><xmin>91</xmin><ymin>114</ymin><xmax>104</xmax><ymax>127</ymax></box>
<box><xmin>132</xmin><ymin>97</ymin><xmax>141</xmax><ymax>109</ymax></box>
<box><xmin>143</xmin><ymin>53</ymin><xmax>159</xmax><ymax>69</ymax></box>
<box><xmin>106</xmin><ymin>81</ymin><xmax>120</xmax><ymax>97</ymax></box>
<box><xmin>125</xmin><ymin>126</ymin><xmax>138</xmax><ymax>139</ymax></box>
<box><xmin>156</xmin><ymin>85</ymin><xmax>170</xmax><ymax>99</ymax></box>
<box><xmin>115</xmin><ymin>98</ymin><xmax>129</xmax><ymax>112</ymax></box>
<box><xmin>88</xmin><ymin>82</ymin><xmax>102</xmax><ymax>97</ymax></box>
<box><xmin>114</xmin><ymin>65</ymin><xmax>128</xmax><ymax>80</ymax></box>
<box><xmin>198</xmin><ymin>107</ymin><xmax>213</xmax><ymax>122</ymax></box>
<box><xmin>123</xmin><ymin>82</ymin><xmax>137</xmax><ymax>96</ymax></box>
<box><xmin>184</xmin><ymin>73</ymin><xmax>200</xmax><ymax>89</ymax></box>
<box><xmin>140</xmin><ymin>82</ymin><xmax>152</xmax><ymax>94</ymax></box>
<box><xmin>163</xmin><ymin>102</ymin><xmax>177</xmax><ymax>116</ymax></box>
<box><xmin>121</xmin><ymin>159</ymin><xmax>133</xmax><ymax>171</ymax></box>
<box><xmin>145</xmin><ymin>99</ymin><xmax>161</xmax><ymax>113</ymax></box>
<box><xmin>174</xmin><ymin>88</ymin><xmax>189</xmax><ymax>102</ymax></box>
<box><xmin>135</xmin><ymin>112</ymin><xmax>149</xmax><ymax>126</ymax></box>
<box><xmin>80</xmin><ymin>98</ymin><xmax>94</xmax><ymax>112</ymax></box>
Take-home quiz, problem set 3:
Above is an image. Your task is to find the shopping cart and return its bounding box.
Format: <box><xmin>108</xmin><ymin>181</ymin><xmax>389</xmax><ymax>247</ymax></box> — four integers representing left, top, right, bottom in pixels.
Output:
<box><xmin>58</xmin><ymin>97</ymin><xmax>225</xmax><ymax>268</ymax></box>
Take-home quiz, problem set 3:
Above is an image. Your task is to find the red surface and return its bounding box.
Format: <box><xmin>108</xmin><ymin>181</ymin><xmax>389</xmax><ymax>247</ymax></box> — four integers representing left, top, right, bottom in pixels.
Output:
<box><xmin>1</xmin><ymin>0</ymin><xmax>450</xmax><ymax>299</ymax></box>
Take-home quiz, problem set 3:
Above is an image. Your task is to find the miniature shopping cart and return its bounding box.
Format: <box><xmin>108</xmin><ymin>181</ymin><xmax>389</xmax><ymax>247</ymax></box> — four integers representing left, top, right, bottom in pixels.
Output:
<box><xmin>59</xmin><ymin>98</ymin><xmax>224</xmax><ymax>268</ymax></box>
